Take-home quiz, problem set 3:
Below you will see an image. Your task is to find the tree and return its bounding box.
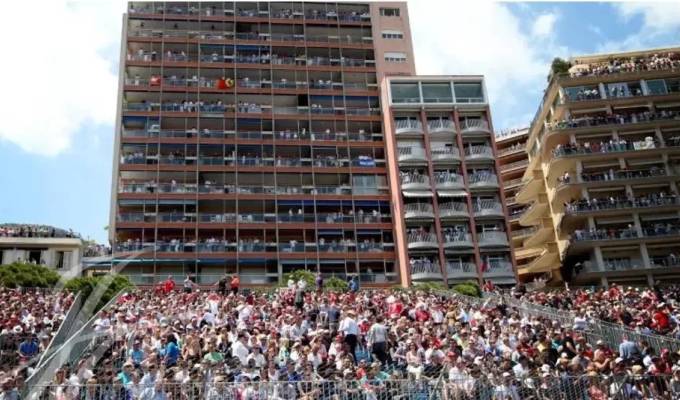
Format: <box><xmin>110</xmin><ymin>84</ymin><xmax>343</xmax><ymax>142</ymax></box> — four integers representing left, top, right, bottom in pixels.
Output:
<box><xmin>413</xmin><ymin>281</ymin><xmax>447</xmax><ymax>292</ymax></box>
<box><xmin>325</xmin><ymin>276</ymin><xmax>349</xmax><ymax>292</ymax></box>
<box><xmin>452</xmin><ymin>281</ymin><xmax>482</xmax><ymax>297</ymax></box>
<box><xmin>280</xmin><ymin>269</ymin><xmax>315</xmax><ymax>288</ymax></box>
<box><xmin>64</xmin><ymin>274</ymin><xmax>133</xmax><ymax>311</ymax></box>
<box><xmin>0</xmin><ymin>263</ymin><xmax>61</xmax><ymax>288</ymax></box>
<box><xmin>550</xmin><ymin>57</ymin><xmax>571</xmax><ymax>77</ymax></box>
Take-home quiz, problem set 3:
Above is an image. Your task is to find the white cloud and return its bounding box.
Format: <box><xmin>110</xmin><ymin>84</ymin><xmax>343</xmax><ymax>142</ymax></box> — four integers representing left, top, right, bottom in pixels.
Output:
<box><xmin>616</xmin><ymin>2</ymin><xmax>680</xmax><ymax>32</ymax></box>
<box><xmin>408</xmin><ymin>1</ymin><xmax>565</xmax><ymax>129</ymax></box>
<box><xmin>532</xmin><ymin>13</ymin><xmax>558</xmax><ymax>38</ymax></box>
<box><xmin>0</xmin><ymin>1</ymin><xmax>124</xmax><ymax>156</ymax></box>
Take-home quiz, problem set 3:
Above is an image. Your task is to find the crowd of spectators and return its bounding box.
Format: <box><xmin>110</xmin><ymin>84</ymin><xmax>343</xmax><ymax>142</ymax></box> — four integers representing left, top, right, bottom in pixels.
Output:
<box><xmin>553</xmin><ymin>137</ymin><xmax>655</xmax><ymax>157</ymax></box>
<box><xmin>510</xmin><ymin>284</ymin><xmax>680</xmax><ymax>339</ymax></box>
<box><xmin>564</xmin><ymin>192</ymin><xmax>679</xmax><ymax>214</ymax></box>
<box><xmin>0</xmin><ymin>289</ymin><xmax>75</xmax><ymax>375</ymax></box>
<box><xmin>547</xmin><ymin>110</ymin><xmax>680</xmax><ymax>131</ymax></box>
<box><xmin>0</xmin><ymin>225</ymin><xmax>79</xmax><ymax>239</ymax></box>
<box><xmin>12</xmin><ymin>284</ymin><xmax>680</xmax><ymax>399</ymax></box>
<box><xmin>568</xmin><ymin>52</ymin><xmax>680</xmax><ymax>78</ymax></box>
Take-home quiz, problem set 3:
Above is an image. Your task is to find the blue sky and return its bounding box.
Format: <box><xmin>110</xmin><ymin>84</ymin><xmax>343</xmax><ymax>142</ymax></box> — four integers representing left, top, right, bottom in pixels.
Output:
<box><xmin>0</xmin><ymin>1</ymin><xmax>679</xmax><ymax>244</ymax></box>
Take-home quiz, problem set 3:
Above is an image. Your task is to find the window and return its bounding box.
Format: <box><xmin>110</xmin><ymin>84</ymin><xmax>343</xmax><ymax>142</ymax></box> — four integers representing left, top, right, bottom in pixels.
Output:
<box><xmin>421</xmin><ymin>82</ymin><xmax>453</xmax><ymax>103</ymax></box>
<box><xmin>646</xmin><ymin>79</ymin><xmax>667</xmax><ymax>95</ymax></box>
<box><xmin>381</xmin><ymin>30</ymin><xmax>403</xmax><ymax>39</ymax></box>
<box><xmin>390</xmin><ymin>82</ymin><xmax>420</xmax><ymax>103</ymax></box>
<box><xmin>379</xmin><ymin>7</ymin><xmax>400</xmax><ymax>17</ymax></box>
<box><xmin>56</xmin><ymin>251</ymin><xmax>65</xmax><ymax>269</ymax></box>
<box><xmin>384</xmin><ymin>52</ymin><xmax>407</xmax><ymax>63</ymax></box>
<box><xmin>454</xmin><ymin>82</ymin><xmax>484</xmax><ymax>103</ymax></box>
<box><xmin>666</xmin><ymin>78</ymin><xmax>680</xmax><ymax>94</ymax></box>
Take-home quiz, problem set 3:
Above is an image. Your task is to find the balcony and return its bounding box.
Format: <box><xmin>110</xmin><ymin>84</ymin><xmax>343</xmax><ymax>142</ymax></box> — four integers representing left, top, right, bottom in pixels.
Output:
<box><xmin>400</xmin><ymin>174</ymin><xmax>431</xmax><ymax>191</ymax></box>
<box><xmin>518</xmin><ymin>201</ymin><xmax>547</xmax><ymax>226</ymax></box>
<box><xmin>503</xmin><ymin>178</ymin><xmax>523</xmax><ymax>189</ymax></box>
<box><xmin>468</xmin><ymin>172</ymin><xmax>499</xmax><ymax>189</ymax></box>
<box><xmin>442</xmin><ymin>232</ymin><xmax>473</xmax><ymax>249</ymax></box>
<box><xmin>500</xmin><ymin>159</ymin><xmax>529</xmax><ymax>173</ymax></box>
<box><xmin>394</xmin><ymin>119</ymin><xmax>424</xmax><ymax>136</ymax></box>
<box><xmin>407</xmin><ymin>232</ymin><xmax>439</xmax><ymax>249</ymax></box>
<box><xmin>565</xmin><ymin>196</ymin><xmax>680</xmax><ymax>216</ymax></box>
<box><xmin>460</xmin><ymin>120</ymin><xmax>491</xmax><ymax>134</ymax></box>
<box><xmin>545</xmin><ymin>110</ymin><xmax>680</xmax><ymax>133</ymax></box>
<box><xmin>410</xmin><ymin>260</ymin><xmax>443</xmax><ymax>281</ymax></box>
<box><xmin>571</xmin><ymin>227</ymin><xmax>638</xmax><ymax>243</ymax></box>
<box><xmin>464</xmin><ymin>145</ymin><xmax>494</xmax><ymax>161</ymax></box>
<box><xmin>439</xmin><ymin>202</ymin><xmax>469</xmax><ymax>219</ymax></box>
<box><xmin>472</xmin><ymin>200</ymin><xmax>504</xmax><ymax>218</ymax></box>
<box><xmin>446</xmin><ymin>262</ymin><xmax>478</xmax><ymax>280</ymax></box>
<box><xmin>478</xmin><ymin>231</ymin><xmax>509</xmax><ymax>247</ymax></box>
<box><xmin>427</xmin><ymin>119</ymin><xmax>455</xmax><ymax>134</ymax></box>
<box><xmin>511</xmin><ymin>226</ymin><xmax>538</xmax><ymax>239</ymax></box>
<box><xmin>430</xmin><ymin>147</ymin><xmax>461</xmax><ymax>163</ymax></box>
<box><xmin>404</xmin><ymin>203</ymin><xmax>435</xmax><ymax>220</ymax></box>
<box><xmin>483</xmin><ymin>261</ymin><xmax>515</xmax><ymax>278</ymax></box>
<box><xmin>561</xmin><ymin>168</ymin><xmax>668</xmax><ymax>191</ymax></box>
<box><xmin>434</xmin><ymin>172</ymin><xmax>464</xmax><ymax>189</ymax></box>
<box><xmin>397</xmin><ymin>147</ymin><xmax>428</xmax><ymax>164</ymax></box>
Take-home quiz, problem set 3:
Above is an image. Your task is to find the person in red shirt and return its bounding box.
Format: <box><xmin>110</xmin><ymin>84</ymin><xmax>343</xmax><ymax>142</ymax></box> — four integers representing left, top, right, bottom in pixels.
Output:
<box><xmin>388</xmin><ymin>299</ymin><xmax>403</xmax><ymax>319</ymax></box>
<box><xmin>163</xmin><ymin>276</ymin><xmax>175</xmax><ymax>294</ymax></box>
<box><xmin>415</xmin><ymin>307</ymin><xmax>429</xmax><ymax>322</ymax></box>
<box><xmin>230</xmin><ymin>274</ymin><xmax>240</xmax><ymax>295</ymax></box>
<box><xmin>652</xmin><ymin>304</ymin><xmax>670</xmax><ymax>333</ymax></box>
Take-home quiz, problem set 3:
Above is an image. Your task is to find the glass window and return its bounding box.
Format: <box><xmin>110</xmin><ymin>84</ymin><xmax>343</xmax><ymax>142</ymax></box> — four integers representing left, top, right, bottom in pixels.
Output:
<box><xmin>421</xmin><ymin>83</ymin><xmax>453</xmax><ymax>103</ymax></box>
<box><xmin>379</xmin><ymin>7</ymin><xmax>400</xmax><ymax>17</ymax></box>
<box><xmin>666</xmin><ymin>78</ymin><xmax>680</xmax><ymax>94</ymax></box>
<box><xmin>384</xmin><ymin>52</ymin><xmax>407</xmax><ymax>63</ymax></box>
<box><xmin>646</xmin><ymin>79</ymin><xmax>667</xmax><ymax>95</ymax></box>
<box><xmin>391</xmin><ymin>82</ymin><xmax>420</xmax><ymax>103</ymax></box>
<box><xmin>454</xmin><ymin>83</ymin><xmax>484</xmax><ymax>103</ymax></box>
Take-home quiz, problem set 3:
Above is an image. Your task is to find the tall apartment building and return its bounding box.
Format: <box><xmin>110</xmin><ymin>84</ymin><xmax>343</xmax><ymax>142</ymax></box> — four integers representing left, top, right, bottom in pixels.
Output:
<box><xmin>496</xmin><ymin>128</ymin><xmax>543</xmax><ymax>278</ymax></box>
<box><xmin>382</xmin><ymin>77</ymin><xmax>517</xmax><ymax>287</ymax></box>
<box><xmin>517</xmin><ymin>47</ymin><xmax>680</xmax><ymax>287</ymax></box>
<box><xmin>110</xmin><ymin>1</ymin><xmax>415</xmax><ymax>286</ymax></box>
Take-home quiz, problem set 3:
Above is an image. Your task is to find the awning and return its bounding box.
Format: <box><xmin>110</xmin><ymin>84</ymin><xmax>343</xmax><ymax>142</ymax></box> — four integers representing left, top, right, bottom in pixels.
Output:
<box><xmin>403</xmin><ymin>191</ymin><xmax>433</xmax><ymax>198</ymax></box>
<box><xmin>437</xmin><ymin>190</ymin><xmax>468</xmax><ymax>197</ymax></box>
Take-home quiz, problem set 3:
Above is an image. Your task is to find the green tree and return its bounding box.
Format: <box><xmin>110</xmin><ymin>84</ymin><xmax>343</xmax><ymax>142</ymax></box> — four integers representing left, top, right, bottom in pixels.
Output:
<box><xmin>452</xmin><ymin>280</ymin><xmax>482</xmax><ymax>297</ymax></box>
<box><xmin>64</xmin><ymin>274</ymin><xmax>134</xmax><ymax>311</ymax></box>
<box><xmin>413</xmin><ymin>281</ymin><xmax>447</xmax><ymax>292</ymax></box>
<box><xmin>0</xmin><ymin>263</ymin><xmax>61</xmax><ymax>288</ymax></box>
<box><xmin>550</xmin><ymin>57</ymin><xmax>571</xmax><ymax>77</ymax></box>
<box><xmin>280</xmin><ymin>269</ymin><xmax>316</xmax><ymax>288</ymax></box>
<box><xmin>324</xmin><ymin>276</ymin><xmax>349</xmax><ymax>292</ymax></box>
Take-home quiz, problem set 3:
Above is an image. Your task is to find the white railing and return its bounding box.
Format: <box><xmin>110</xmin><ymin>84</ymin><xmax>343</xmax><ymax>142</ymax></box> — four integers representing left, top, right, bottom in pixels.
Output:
<box><xmin>427</xmin><ymin>119</ymin><xmax>454</xmax><ymax>132</ymax></box>
<box><xmin>473</xmin><ymin>200</ymin><xmax>503</xmax><ymax>214</ymax></box>
<box><xmin>431</xmin><ymin>147</ymin><xmax>460</xmax><ymax>160</ymax></box>
<box><xmin>404</xmin><ymin>203</ymin><xmax>434</xmax><ymax>214</ymax></box>
<box><xmin>407</xmin><ymin>232</ymin><xmax>438</xmax><ymax>244</ymax></box>
<box><xmin>460</xmin><ymin>119</ymin><xmax>490</xmax><ymax>132</ymax></box>
<box><xmin>465</xmin><ymin>145</ymin><xmax>493</xmax><ymax>158</ymax></box>
<box><xmin>394</xmin><ymin>119</ymin><xmax>423</xmax><ymax>134</ymax></box>
<box><xmin>400</xmin><ymin>174</ymin><xmax>431</xmax><ymax>186</ymax></box>
<box><xmin>410</xmin><ymin>260</ymin><xmax>442</xmax><ymax>275</ymax></box>
<box><xmin>443</xmin><ymin>232</ymin><xmax>472</xmax><ymax>244</ymax></box>
<box><xmin>434</xmin><ymin>172</ymin><xmax>463</xmax><ymax>186</ymax></box>
<box><xmin>485</xmin><ymin>261</ymin><xmax>514</xmax><ymax>275</ymax></box>
<box><xmin>397</xmin><ymin>147</ymin><xmax>427</xmax><ymax>159</ymax></box>
<box><xmin>478</xmin><ymin>231</ymin><xmax>509</xmax><ymax>244</ymax></box>
<box><xmin>469</xmin><ymin>172</ymin><xmax>498</xmax><ymax>185</ymax></box>
<box><xmin>447</xmin><ymin>262</ymin><xmax>478</xmax><ymax>276</ymax></box>
<box><xmin>439</xmin><ymin>202</ymin><xmax>468</xmax><ymax>214</ymax></box>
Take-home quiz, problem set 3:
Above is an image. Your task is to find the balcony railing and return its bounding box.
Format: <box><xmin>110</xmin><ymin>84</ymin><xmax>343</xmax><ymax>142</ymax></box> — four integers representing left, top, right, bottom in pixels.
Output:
<box><xmin>460</xmin><ymin>120</ymin><xmax>490</xmax><ymax>133</ymax></box>
<box><xmin>468</xmin><ymin>172</ymin><xmax>498</xmax><ymax>187</ymax></box>
<box><xmin>407</xmin><ymin>232</ymin><xmax>438</xmax><ymax>248</ymax></box>
<box><xmin>478</xmin><ymin>231</ymin><xmax>509</xmax><ymax>246</ymax></box>
<box><xmin>394</xmin><ymin>119</ymin><xmax>423</xmax><ymax>135</ymax></box>
<box><xmin>447</xmin><ymin>262</ymin><xmax>478</xmax><ymax>278</ymax></box>
<box><xmin>472</xmin><ymin>200</ymin><xmax>503</xmax><ymax>216</ymax></box>
<box><xmin>427</xmin><ymin>119</ymin><xmax>455</xmax><ymax>133</ymax></box>
<box><xmin>397</xmin><ymin>147</ymin><xmax>427</xmax><ymax>162</ymax></box>
<box><xmin>642</xmin><ymin>224</ymin><xmax>680</xmax><ymax>238</ymax></box>
<box><xmin>546</xmin><ymin>110</ymin><xmax>680</xmax><ymax>132</ymax></box>
<box><xmin>430</xmin><ymin>147</ymin><xmax>460</xmax><ymax>162</ymax></box>
<box><xmin>572</xmin><ymin>228</ymin><xmax>638</xmax><ymax>242</ymax></box>
<box><xmin>500</xmin><ymin>159</ymin><xmax>529</xmax><ymax>172</ymax></box>
<box><xmin>464</xmin><ymin>145</ymin><xmax>493</xmax><ymax>159</ymax></box>
<box><xmin>442</xmin><ymin>232</ymin><xmax>473</xmax><ymax>247</ymax></box>
<box><xmin>410</xmin><ymin>260</ymin><xmax>442</xmax><ymax>279</ymax></box>
<box><xmin>434</xmin><ymin>172</ymin><xmax>464</xmax><ymax>189</ymax></box>
<box><xmin>511</xmin><ymin>226</ymin><xmax>538</xmax><ymax>238</ymax></box>
<box><xmin>565</xmin><ymin>195</ymin><xmax>680</xmax><ymax>215</ymax></box>
<box><xmin>497</xmin><ymin>145</ymin><xmax>525</xmax><ymax>157</ymax></box>
<box><xmin>438</xmin><ymin>202</ymin><xmax>468</xmax><ymax>218</ymax></box>
<box><xmin>503</xmin><ymin>178</ymin><xmax>523</xmax><ymax>188</ymax></box>
<box><xmin>404</xmin><ymin>203</ymin><xmax>435</xmax><ymax>218</ymax></box>
<box><xmin>400</xmin><ymin>174</ymin><xmax>431</xmax><ymax>190</ymax></box>
<box><xmin>553</xmin><ymin>139</ymin><xmax>663</xmax><ymax>158</ymax></box>
<box><xmin>578</xmin><ymin>168</ymin><xmax>667</xmax><ymax>184</ymax></box>
<box><xmin>483</xmin><ymin>261</ymin><xmax>514</xmax><ymax>277</ymax></box>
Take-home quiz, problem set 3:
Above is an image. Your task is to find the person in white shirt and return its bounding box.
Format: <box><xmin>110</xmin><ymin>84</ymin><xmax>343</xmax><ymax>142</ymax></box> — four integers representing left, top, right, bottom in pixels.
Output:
<box><xmin>231</xmin><ymin>333</ymin><xmax>250</xmax><ymax>366</ymax></box>
<box><xmin>246</xmin><ymin>346</ymin><xmax>266</xmax><ymax>368</ymax></box>
<box><xmin>339</xmin><ymin>310</ymin><xmax>359</xmax><ymax>359</ymax></box>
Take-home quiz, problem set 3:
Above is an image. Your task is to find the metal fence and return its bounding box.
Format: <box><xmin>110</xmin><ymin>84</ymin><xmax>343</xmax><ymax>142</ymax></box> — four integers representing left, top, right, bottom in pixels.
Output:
<box><xmin>22</xmin><ymin>374</ymin><xmax>680</xmax><ymax>400</ymax></box>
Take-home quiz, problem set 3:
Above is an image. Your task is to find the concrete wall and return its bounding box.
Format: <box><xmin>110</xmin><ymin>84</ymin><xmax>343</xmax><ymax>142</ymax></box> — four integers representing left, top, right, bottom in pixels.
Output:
<box><xmin>0</xmin><ymin>238</ymin><xmax>83</xmax><ymax>275</ymax></box>
<box><xmin>370</xmin><ymin>2</ymin><xmax>416</xmax><ymax>81</ymax></box>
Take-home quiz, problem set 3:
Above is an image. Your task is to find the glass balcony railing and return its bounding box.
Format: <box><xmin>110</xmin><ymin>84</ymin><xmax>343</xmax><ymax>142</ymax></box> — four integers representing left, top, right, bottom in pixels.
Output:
<box><xmin>483</xmin><ymin>261</ymin><xmax>514</xmax><ymax>276</ymax></box>
<box><xmin>442</xmin><ymin>232</ymin><xmax>472</xmax><ymax>247</ymax></box>
<box><xmin>434</xmin><ymin>172</ymin><xmax>464</xmax><ymax>188</ymax></box>
<box><xmin>565</xmin><ymin>195</ymin><xmax>680</xmax><ymax>214</ymax></box>
<box><xmin>447</xmin><ymin>262</ymin><xmax>478</xmax><ymax>277</ymax></box>
<box><xmin>464</xmin><ymin>145</ymin><xmax>494</xmax><ymax>159</ymax></box>
<box><xmin>574</xmin><ymin>168</ymin><xmax>667</xmax><ymax>185</ymax></box>
<box><xmin>553</xmin><ymin>139</ymin><xmax>664</xmax><ymax>158</ymax></box>
<box><xmin>472</xmin><ymin>200</ymin><xmax>503</xmax><ymax>216</ymax></box>
<box><xmin>430</xmin><ymin>147</ymin><xmax>460</xmax><ymax>162</ymax></box>
<box><xmin>478</xmin><ymin>231</ymin><xmax>509</xmax><ymax>246</ymax></box>
<box><xmin>407</xmin><ymin>232</ymin><xmax>438</xmax><ymax>247</ymax></box>
<box><xmin>410</xmin><ymin>260</ymin><xmax>442</xmax><ymax>279</ymax></box>
<box><xmin>572</xmin><ymin>227</ymin><xmax>638</xmax><ymax>242</ymax></box>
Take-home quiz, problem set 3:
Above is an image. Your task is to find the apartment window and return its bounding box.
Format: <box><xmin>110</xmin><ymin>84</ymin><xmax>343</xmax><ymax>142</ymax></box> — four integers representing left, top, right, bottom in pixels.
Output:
<box><xmin>646</xmin><ymin>80</ymin><xmax>667</xmax><ymax>95</ymax></box>
<box><xmin>454</xmin><ymin>83</ymin><xmax>484</xmax><ymax>103</ymax></box>
<box><xmin>56</xmin><ymin>251</ymin><xmax>65</xmax><ymax>269</ymax></box>
<box><xmin>381</xmin><ymin>30</ymin><xmax>403</xmax><ymax>39</ymax></box>
<box><xmin>391</xmin><ymin>82</ymin><xmax>420</xmax><ymax>103</ymax></box>
<box><xmin>422</xmin><ymin>82</ymin><xmax>453</xmax><ymax>103</ymax></box>
<box><xmin>384</xmin><ymin>52</ymin><xmax>407</xmax><ymax>63</ymax></box>
<box><xmin>380</xmin><ymin>7</ymin><xmax>400</xmax><ymax>17</ymax></box>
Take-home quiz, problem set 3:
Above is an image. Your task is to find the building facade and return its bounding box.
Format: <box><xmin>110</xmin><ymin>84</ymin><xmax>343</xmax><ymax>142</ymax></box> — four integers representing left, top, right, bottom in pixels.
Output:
<box><xmin>0</xmin><ymin>225</ymin><xmax>84</xmax><ymax>275</ymax></box>
<box><xmin>382</xmin><ymin>76</ymin><xmax>517</xmax><ymax>287</ymax></box>
<box><xmin>517</xmin><ymin>47</ymin><xmax>680</xmax><ymax>287</ymax></box>
<box><xmin>110</xmin><ymin>1</ymin><xmax>416</xmax><ymax>286</ymax></box>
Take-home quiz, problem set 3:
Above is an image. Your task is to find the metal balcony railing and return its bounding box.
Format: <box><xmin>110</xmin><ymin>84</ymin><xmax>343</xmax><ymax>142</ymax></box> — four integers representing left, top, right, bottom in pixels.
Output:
<box><xmin>460</xmin><ymin>119</ymin><xmax>490</xmax><ymax>132</ymax></box>
<box><xmin>394</xmin><ymin>119</ymin><xmax>423</xmax><ymax>134</ymax></box>
<box><xmin>439</xmin><ymin>202</ymin><xmax>468</xmax><ymax>216</ymax></box>
<box><xmin>464</xmin><ymin>145</ymin><xmax>493</xmax><ymax>158</ymax></box>
<box><xmin>427</xmin><ymin>119</ymin><xmax>455</xmax><ymax>133</ymax></box>
<box><xmin>404</xmin><ymin>203</ymin><xmax>434</xmax><ymax>215</ymax></box>
<box><xmin>478</xmin><ymin>231</ymin><xmax>509</xmax><ymax>245</ymax></box>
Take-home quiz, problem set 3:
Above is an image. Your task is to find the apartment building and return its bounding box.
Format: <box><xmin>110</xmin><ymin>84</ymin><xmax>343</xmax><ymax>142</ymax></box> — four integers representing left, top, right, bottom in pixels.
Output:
<box><xmin>382</xmin><ymin>76</ymin><xmax>517</xmax><ymax>287</ymax></box>
<box><xmin>110</xmin><ymin>1</ymin><xmax>416</xmax><ymax>286</ymax></box>
<box><xmin>517</xmin><ymin>47</ymin><xmax>680</xmax><ymax>286</ymax></box>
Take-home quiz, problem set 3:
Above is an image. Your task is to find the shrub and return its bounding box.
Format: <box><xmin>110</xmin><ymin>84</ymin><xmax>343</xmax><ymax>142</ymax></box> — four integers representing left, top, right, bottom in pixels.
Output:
<box><xmin>0</xmin><ymin>263</ymin><xmax>61</xmax><ymax>288</ymax></box>
<box><xmin>280</xmin><ymin>269</ymin><xmax>316</xmax><ymax>288</ymax></box>
<box><xmin>550</xmin><ymin>57</ymin><xmax>571</xmax><ymax>77</ymax></box>
<box><xmin>413</xmin><ymin>281</ymin><xmax>447</xmax><ymax>292</ymax></box>
<box><xmin>452</xmin><ymin>281</ymin><xmax>482</xmax><ymax>297</ymax></box>
<box><xmin>64</xmin><ymin>274</ymin><xmax>134</xmax><ymax>312</ymax></box>
<box><xmin>324</xmin><ymin>276</ymin><xmax>348</xmax><ymax>292</ymax></box>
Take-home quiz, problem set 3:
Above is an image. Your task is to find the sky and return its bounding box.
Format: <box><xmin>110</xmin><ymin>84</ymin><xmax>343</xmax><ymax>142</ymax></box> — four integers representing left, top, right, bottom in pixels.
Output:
<box><xmin>0</xmin><ymin>1</ymin><xmax>679</xmax><ymax>244</ymax></box>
